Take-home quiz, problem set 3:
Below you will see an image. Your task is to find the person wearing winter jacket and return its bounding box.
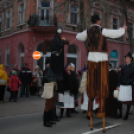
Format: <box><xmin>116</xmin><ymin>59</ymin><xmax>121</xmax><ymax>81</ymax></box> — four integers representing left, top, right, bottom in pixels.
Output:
<box><xmin>9</xmin><ymin>70</ymin><xmax>22</xmax><ymax>102</ymax></box>
<box><xmin>19</xmin><ymin>63</ymin><xmax>33</xmax><ymax>97</ymax></box>
<box><xmin>0</xmin><ymin>64</ymin><xmax>8</xmax><ymax>103</ymax></box>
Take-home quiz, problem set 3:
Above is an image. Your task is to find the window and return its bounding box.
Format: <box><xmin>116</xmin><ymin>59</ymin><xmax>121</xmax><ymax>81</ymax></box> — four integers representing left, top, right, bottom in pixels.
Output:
<box><xmin>0</xmin><ymin>49</ymin><xmax>1</xmax><ymax>64</ymax></box>
<box><xmin>39</xmin><ymin>1</ymin><xmax>50</xmax><ymax>26</ymax></box>
<box><xmin>20</xmin><ymin>4</ymin><xmax>24</xmax><ymax>23</ymax></box>
<box><xmin>128</xmin><ymin>23</ymin><xmax>133</xmax><ymax>39</ymax></box>
<box><xmin>6</xmin><ymin>47</ymin><xmax>10</xmax><ymax>66</ymax></box>
<box><xmin>20</xmin><ymin>45</ymin><xmax>24</xmax><ymax>67</ymax></box>
<box><xmin>71</xmin><ymin>6</ymin><xmax>77</xmax><ymax>25</ymax></box>
<box><xmin>113</xmin><ymin>18</ymin><xmax>118</xmax><ymax>29</ymax></box>
<box><xmin>110</xmin><ymin>50</ymin><xmax>118</xmax><ymax>68</ymax></box>
<box><xmin>6</xmin><ymin>12</ymin><xmax>10</xmax><ymax>29</ymax></box>
<box><xmin>36</xmin><ymin>43</ymin><xmax>51</xmax><ymax>70</ymax></box>
<box><xmin>0</xmin><ymin>17</ymin><xmax>1</xmax><ymax>32</ymax></box>
<box><xmin>67</xmin><ymin>45</ymin><xmax>77</xmax><ymax>71</ymax></box>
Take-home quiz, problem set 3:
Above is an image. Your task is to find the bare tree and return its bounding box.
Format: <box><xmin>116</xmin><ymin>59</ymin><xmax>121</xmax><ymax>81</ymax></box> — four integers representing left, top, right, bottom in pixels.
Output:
<box><xmin>118</xmin><ymin>0</ymin><xmax>134</xmax><ymax>53</ymax></box>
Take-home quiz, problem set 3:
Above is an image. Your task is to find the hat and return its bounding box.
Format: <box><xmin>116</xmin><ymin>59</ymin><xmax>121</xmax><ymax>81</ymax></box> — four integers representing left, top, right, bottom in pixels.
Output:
<box><xmin>81</xmin><ymin>66</ymin><xmax>87</xmax><ymax>72</ymax></box>
<box><xmin>125</xmin><ymin>52</ymin><xmax>133</xmax><ymax>59</ymax></box>
<box><xmin>57</xmin><ymin>27</ymin><xmax>63</xmax><ymax>34</ymax></box>
<box><xmin>91</xmin><ymin>14</ymin><xmax>101</xmax><ymax>24</ymax></box>
<box><xmin>70</xmin><ymin>63</ymin><xmax>75</xmax><ymax>68</ymax></box>
<box><xmin>12</xmin><ymin>70</ymin><xmax>17</xmax><ymax>75</ymax></box>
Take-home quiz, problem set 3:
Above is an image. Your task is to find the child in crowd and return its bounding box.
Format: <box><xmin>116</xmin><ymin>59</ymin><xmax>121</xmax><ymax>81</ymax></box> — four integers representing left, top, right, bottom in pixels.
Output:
<box><xmin>9</xmin><ymin>70</ymin><xmax>22</xmax><ymax>102</ymax></box>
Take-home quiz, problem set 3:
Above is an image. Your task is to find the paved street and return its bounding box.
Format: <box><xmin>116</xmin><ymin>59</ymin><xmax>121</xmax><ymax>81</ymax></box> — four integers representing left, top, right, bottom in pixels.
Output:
<box><xmin>0</xmin><ymin>91</ymin><xmax>134</xmax><ymax>134</ymax></box>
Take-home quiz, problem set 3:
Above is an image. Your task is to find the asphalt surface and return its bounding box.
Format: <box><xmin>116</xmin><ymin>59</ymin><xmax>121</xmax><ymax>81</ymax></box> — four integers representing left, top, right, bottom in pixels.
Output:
<box><xmin>0</xmin><ymin>90</ymin><xmax>134</xmax><ymax>134</ymax></box>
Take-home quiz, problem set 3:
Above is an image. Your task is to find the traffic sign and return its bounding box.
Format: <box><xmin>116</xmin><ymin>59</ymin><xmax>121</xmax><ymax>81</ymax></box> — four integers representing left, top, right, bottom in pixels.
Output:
<box><xmin>32</xmin><ymin>51</ymin><xmax>41</xmax><ymax>60</ymax></box>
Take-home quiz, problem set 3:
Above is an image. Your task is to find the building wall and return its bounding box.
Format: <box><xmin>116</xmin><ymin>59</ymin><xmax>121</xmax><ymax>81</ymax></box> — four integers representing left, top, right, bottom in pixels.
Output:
<box><xmin>0</xmin><ymin>0</ymin><xmax>134</xmax><ymax>74</ymax></box>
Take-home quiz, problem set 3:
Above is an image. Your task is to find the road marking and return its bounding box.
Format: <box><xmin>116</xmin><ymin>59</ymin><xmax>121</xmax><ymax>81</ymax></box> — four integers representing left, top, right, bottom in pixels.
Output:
<box><xmin>82</xmin><ymin>123</ymin><xmax>121</xmax><ymax>134</ymax></box>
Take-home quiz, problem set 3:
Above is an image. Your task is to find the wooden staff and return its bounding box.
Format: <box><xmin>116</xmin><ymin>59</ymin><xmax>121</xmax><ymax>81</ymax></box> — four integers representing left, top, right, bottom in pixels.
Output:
<box><xmin>102</xmin><ymin>116</ymin><xmax>106</xmax><ymax>133</ymax></box>
<box><xmin>90</xmin><ymin>115</ymin><xmax>93</xmax><ymax>130</ymax></box>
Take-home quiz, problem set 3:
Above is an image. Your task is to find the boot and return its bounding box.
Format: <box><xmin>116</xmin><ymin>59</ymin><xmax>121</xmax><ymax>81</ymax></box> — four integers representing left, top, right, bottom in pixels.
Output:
<box><xmin>123</xmin><ymin>105</ymin><xmax>130</xmax><ymax>120</ymax></box>
<box><xmin>52</xmin><ymin>107</ymin><xmax>60</xmax><ymax>122</ymax></box>
<box><xmin>66</xmin><ymin>109</ymin><xmax>71</xmax><ymax>117</ymax></box>
<box><xmin>49</xmin><ymin>110</ymin><xmax>56</xmax><ymax>125</ymax></box>
<box><xmin>115</xmin><ymin>103</ymin><xmax>122</xmax><ymax>119</ymax></box>
<box><xmin>43</xmin><ymin>111</ymin><xmax>52</xmax><ymax>127</ymax></box>
<box><xmin>59</xmin><ymin>109</ymin><xmax>64</xmax><ymax>119</ymax></box>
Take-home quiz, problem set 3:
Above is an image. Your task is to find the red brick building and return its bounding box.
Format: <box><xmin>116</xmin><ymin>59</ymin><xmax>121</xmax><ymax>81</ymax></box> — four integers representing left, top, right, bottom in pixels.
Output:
<box><xmin>0</xmin><ymin>0</ymin><xmax>134</xmax><ymax>74</ymax></box>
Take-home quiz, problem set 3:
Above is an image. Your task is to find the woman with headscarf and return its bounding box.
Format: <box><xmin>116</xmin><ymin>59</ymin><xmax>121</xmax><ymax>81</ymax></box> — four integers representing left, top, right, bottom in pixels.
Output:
<box><xmin>33</xmin><ymin>65</ymin><xmax>43</xmax><ymax>96</ymax></box>
<box><xmin>57</xmin><ymin>63</ymin><xmax>78</xmax><ymax>118</ymax></box>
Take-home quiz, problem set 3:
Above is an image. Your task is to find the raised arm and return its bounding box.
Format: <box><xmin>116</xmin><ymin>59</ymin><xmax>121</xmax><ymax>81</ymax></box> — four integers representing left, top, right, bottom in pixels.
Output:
<box><xmin>102</xmin><ymin>27</ymin><xmax>125</xmax><ymax>39</ymax></box>
<box><xmin>76</xmin><ymin>30</ymin><xmax>87</xmax><ymax>42</ymax></box>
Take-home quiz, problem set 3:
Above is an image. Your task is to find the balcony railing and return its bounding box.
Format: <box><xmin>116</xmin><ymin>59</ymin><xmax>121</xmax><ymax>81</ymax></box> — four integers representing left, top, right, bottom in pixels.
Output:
<box><xmin>27</xmin><ymin>13</ymin><xmax>57</xmax><ymax>27</ymax></box>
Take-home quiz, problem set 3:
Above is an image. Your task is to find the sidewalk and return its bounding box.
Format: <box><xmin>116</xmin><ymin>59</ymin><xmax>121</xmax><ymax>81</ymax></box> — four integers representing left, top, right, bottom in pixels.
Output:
<box><xmin>0</xmin><ymin>90</ymin><xmax>45</xmax><ymax>117</ymax></box>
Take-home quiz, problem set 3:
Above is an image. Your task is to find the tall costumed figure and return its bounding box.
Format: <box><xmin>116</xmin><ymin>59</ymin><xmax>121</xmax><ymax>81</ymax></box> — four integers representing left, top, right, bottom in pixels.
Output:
<box><xmin>76</xmin><ymin>14</ymin><xmax>127</xmax><ymax>132</ymax></box>
<box><xmin>42</xmin><ymin>27</ymin><xmax>69</xmax><ymax>127</ymax></box>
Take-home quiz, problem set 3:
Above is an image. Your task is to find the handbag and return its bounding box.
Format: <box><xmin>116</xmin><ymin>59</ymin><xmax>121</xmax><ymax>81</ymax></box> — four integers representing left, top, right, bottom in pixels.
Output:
<box><xmin>78</xmin><ymin>71</ymin><xmax>87</xmax><ymax>93</ymax></box>
<box><xmin>113</xmin><ymin>90</ymin><xmax>119</xmax><ymax>99</ymax></box>
<box><xmin>42</xmin><ymin>82</ymin><xmax>55</xmax><ymax>99</ymax></box>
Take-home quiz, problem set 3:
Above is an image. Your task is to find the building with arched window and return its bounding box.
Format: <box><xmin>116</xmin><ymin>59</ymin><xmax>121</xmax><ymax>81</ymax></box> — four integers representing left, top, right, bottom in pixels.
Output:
<box><xmin>0</xmin><ymin>0</ymin><xmax>134</xmax><ymax>74</ymax></box>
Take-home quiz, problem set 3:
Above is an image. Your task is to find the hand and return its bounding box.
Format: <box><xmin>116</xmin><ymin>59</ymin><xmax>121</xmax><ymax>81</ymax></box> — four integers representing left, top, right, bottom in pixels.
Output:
<box><xmin>123</xmin><ymin>25</ymin><xmax>127</xmax><ymax>31</ymax></box>
<box><xmin>116</xmin><ymin>87</ymin><xmax>119</xmax><ymax>90</ymax></box>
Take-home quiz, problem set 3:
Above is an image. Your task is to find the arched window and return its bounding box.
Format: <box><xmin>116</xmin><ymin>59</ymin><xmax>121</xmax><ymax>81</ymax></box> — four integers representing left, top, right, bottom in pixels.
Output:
<box><xmin>67</xmin><ymin>45</ymin><xmax>77</xmax><ymax>70</ymax></box>
<box><xmin>0</xmin><ymin>49</ymin><xmax>1</xmax><ymax>64</ymax></box>
<box><xmin>6</xmin><ymin>47</ymin><xmax>10</xmax><ymax>65</ymax></box>
<box><xmin>36</xmin><ymin>43</ymin><xmax>51</xmax><ymax>70</ymax></box>
<box><xmin>110</xmin><ymin>50</ymin><xmax>118</xmax><ymax>68</ymax></box>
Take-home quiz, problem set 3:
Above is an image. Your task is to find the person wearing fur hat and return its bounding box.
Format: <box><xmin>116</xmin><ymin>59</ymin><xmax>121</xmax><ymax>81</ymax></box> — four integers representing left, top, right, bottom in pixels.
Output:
<box><xmin>33</xmin><ymin>65</ymin><xmax>43</xmax><ymax>96</ymax></box>
<box><xmin>116</xmin><ymin>52</ymin><xmax>134</xmax><ymax>120</ymax></box>
<box><xmin>9</xmin><ymin>70</ymin><xmax>22</xmax><ymax>102</ymax></box>
<box><xmin>76</xmin><ymin>13</ymin><xmax>127</xmax><ymax>131</ymax></box>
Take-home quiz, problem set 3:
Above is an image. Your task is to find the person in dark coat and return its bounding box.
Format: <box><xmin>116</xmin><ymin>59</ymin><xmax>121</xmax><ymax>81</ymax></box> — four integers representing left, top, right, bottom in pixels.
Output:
<box><xmin>106</xmin><ymin>63</ymin><xmax>118</xmax><ymax>117</ymax></box>
<box><xmin>58</xmin><ymin>63</ymin><xmax>78</xmax><ymax>118</ymax></box>
<box><xmin>19</xmin><ymin>63</ymin><xmax>33</xmax><ymax>97</ymax></box>
<box><xmin>43</xmin><ymin>59</ymin><xmax>59</xmax><ymax>127</ymax></box>
<box><xmin>116</xmin><ymin>52</ymin><xmax>134</xmax><ymax>120</ymax></box>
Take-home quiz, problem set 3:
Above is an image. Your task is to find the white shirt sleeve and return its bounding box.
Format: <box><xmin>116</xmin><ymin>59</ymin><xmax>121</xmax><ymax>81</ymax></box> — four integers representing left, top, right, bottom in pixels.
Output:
<box><xmin>76</xmin><ymin>30</ymin><xmax>87</xmax><ymax>42</ymax></box>
<box><xmin>102</xmin><ymin>28</ymin><xmax>125</xmax><ymax>39</ymax></box>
